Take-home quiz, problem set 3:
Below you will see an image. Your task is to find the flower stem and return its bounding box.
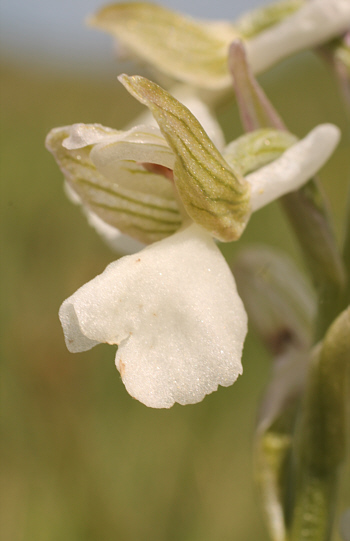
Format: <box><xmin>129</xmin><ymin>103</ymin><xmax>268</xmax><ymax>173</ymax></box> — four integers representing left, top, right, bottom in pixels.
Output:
<box><xmin>280</xmin><ymin>183</ymin><xmax>346</xmax><ymax>341</ymax></box>
<box><xmin>290</xmin><ymin>472</ymin><xmax>336</xmax><ymax>541</ymax></box>
<box><xmin>289</xmin><ymin>308</ymin><xmax>350</xmax><ymax>541</ymax></box>
<box><xmin>229</xmin><ymin>41</ymin><xmax>346</xmax><ymax>340</ymax></box>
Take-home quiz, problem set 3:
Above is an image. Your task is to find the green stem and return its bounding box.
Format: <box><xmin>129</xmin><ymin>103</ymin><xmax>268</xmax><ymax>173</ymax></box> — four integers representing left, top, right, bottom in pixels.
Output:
<box><xmin>256</xmin><ymin>430</ymin><xmax>292</xmax><ymax>541</ymax></box>
<box><xmin>289</xmin><ymin>308</ymin><xmax>350</xmax><ymax>541</ymax></box>
<box><xmin>230</xmin><ymin>41</ymin><xmax>349</xmax><ymax>541</ymax></box>
<box><xmin>281</xmin><ymin>183</ymin><xmax>346</xmax><ymax>341</ymax></box>
<box><xmin>290</xmin><ymin>472</ymin><xmax>336</xmax><ymax>541</ymax></box>
<box><xmin>229</xmin><ymin>41</ymin><xmax>346</xmax><ymax>341</ymax></box>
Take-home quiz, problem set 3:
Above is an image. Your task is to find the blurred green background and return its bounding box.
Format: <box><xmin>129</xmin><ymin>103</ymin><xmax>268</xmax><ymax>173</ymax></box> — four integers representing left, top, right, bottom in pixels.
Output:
<box><xmin>1</xmin><ymin>48</ymin><xmax>349</xmax><ymax>540</ymax></box>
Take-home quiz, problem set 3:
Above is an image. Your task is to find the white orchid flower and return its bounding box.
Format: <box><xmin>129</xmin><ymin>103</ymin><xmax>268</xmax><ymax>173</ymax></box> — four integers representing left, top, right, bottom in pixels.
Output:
<box><xmin>89</xmin><ymin>0</ymin><xmax>350</xmax><ymax>90</ymax></box>
<box><xmin>57</xmin><ymin>86</ymin><xmax>225</xmax><ymax>253</ymax></box>
<box><xmin>47</xmin><ymin>76</ymin><xmax>340</xmax><ymax>408</ymax></box>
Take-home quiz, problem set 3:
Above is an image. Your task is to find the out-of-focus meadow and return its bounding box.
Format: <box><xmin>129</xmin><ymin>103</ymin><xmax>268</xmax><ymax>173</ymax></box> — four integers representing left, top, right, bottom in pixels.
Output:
<box><xmin>1</xmin><ymin>50</ymin><xmax>349</xmax><ymax>540</ymax></box>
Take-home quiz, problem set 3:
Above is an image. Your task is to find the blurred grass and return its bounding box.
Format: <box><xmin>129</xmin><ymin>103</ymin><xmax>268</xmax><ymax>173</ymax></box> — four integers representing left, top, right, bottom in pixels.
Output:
<box><xmin>0</xmin><ymin>52</ymin><xmax>349</xmax><ymax>541</ymax></box>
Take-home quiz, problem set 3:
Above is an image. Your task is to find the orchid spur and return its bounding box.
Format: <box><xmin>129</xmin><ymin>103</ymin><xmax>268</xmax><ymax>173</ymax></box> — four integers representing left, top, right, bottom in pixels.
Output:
<box><xmin>46</xmin><ymin>76</ymin><xmax>340</xmax><ymax>408</ymax></box>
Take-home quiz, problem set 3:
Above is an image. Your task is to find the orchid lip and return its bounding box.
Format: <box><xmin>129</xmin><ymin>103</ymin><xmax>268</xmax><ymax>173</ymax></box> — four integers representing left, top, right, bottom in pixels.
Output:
<box><xmin>59</xmin><ymin>224</ymin><xmax>248</xmax><ymax>408</ymax></box>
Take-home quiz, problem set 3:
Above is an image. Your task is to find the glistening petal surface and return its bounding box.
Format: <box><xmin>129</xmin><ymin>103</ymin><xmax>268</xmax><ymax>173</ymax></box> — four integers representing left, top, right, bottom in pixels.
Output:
<box><xmin>84</xmin><ymin>211</ymin><xmax>145</xmax><ymax>254</ymax></box>
<box><xmin>126</xmin><ymin>85</ymin><xmax>226</xmax><ymax>151</ymax></box>
<box><xmin>64</xmin><ymin>181</ymin><xmax>145</xmax><ymax>254</ymax></box>
<box><xmin>120</xmin><ymin>75</ymin><xmax>251</xmax><ymax>242</ymax></box>
<box><xmin>46</xmin><ymin>124</ymin><xmax>181</xmax><ymax>244</ymax></box>
<box><xmin>246</xmin><ymin>0</ymin><xmax>350</xmax><ymax>74</ymax></box>
<box><xmin>246</xmin><ymin>124</ymin><xmax>340</xmax><ymax>211</ymax></box>
<box><xmin>90</xmin><ymin>1</ymin><xmax>350</xmax><ymax>90</ymax></box>
<box><xmin>89</xmin><ymin>2</ymin><xmax>237</xmax><ymax>89</ymax></box>
<box><xmin>223</xmin><ymin>128</ymin><xmax>297</xmax><ymax>176</ymax></box>
<box><xmin>59</xmin><ymin>224</ymin><xmax>248</xmax><ymax>408</ymax></box>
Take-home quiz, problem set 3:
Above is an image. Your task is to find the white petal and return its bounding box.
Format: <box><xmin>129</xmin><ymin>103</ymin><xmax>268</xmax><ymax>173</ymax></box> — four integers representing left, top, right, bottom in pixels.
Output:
<box><xmin>64</xmin><ymin>181</ymin><xmax>146</xmax><ymax>254</ymax></box>
<box><xmin>247</xmin><ymin>0</ymin><xmax>350</xmax><ymax>74</ymax></box>
<box><xmin>62</xmin><ymin>123</ymin><xmax>121</xmax><ymax>149</ymax></box>
<box><xmin>59</xmin><ymin>224</ymin><xmax>247</xmax><ymax>408</ymax></box>
<box><xmin>84</xmin><ymin>211</ymin><xmax>145</xmax><ymax>254</ymax></box>
<box><xmin>120</xmin><ymin>74</ymin><xmax>250</xmax><ymax>242</ymax></box>
<box><xmin>90</xmin><ymin>125</ymin><xmax>175</xmax><ymax>176</ymax></box>
<box><xmin>89</xmin><ymin>3</ymin><xmax>236</xmax><ymax>89</ymax></box>
<box><xmin>247</xmin><ymin>124</ymin><xmax>340</xmax><ymax>212</ymax></box>
<box><xmin>173</xmin><ymin>88</ymin><xmax>226</xmax><ymax>151</ymax></box>
<box><xmin>63</xmin><ymin>123</ymin><xmax>175</xmax><ymax>171</ymax></box>
<box><xmin>47</xmin><ymin>125</ymin><xmax>181</xmax><ymax>245</ymax></box>
<box><xmin>63</xmin><ymin>179</ymin><xmax>82</xmax><ymax>205</ymax></box>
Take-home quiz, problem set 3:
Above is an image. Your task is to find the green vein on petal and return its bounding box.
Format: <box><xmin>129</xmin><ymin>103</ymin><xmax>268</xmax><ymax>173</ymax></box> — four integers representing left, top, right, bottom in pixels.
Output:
<box><xmin>120</xmin><ymin>75</ymin><xmax>252</xmax><ymax>242</ymax></box>
<box><xmin>223</xmin><ymin>128</ymin><xmax>298</xmax><ymax>175</ymax></box>
<box><xmin>89</xmin><ymin>2</ymin><xmax>237</xmax><ymax>89</ymax></box>
<box><xmin>46</xmin><ymin>125</ymin><xmax>182</xmax><ymax>244</ymax></box>
<box><xmin>235</xmin><ymin>0</ymin><xmax>304</xmax><ymax>39</ymax></box>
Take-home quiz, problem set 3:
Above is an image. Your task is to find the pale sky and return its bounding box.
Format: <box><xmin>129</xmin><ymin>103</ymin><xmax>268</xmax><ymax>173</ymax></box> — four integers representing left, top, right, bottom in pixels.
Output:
<box><xmin>0</xmin><ymin>0</ymin><xmax>267</xmax><ymax>74</ymax></box>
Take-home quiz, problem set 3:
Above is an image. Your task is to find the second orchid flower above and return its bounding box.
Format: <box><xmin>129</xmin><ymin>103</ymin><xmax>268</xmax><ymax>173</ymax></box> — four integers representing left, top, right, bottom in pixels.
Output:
<box><xmin>89</xmin><ymin>0</ymin><xmax>350</xmax><ymax>91</ymax></box>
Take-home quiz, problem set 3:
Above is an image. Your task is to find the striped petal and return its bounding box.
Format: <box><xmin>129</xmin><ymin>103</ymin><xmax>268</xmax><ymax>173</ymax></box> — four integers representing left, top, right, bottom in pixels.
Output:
<box><xmin>246</xmin><ymin>0</ymin><xmax>350</xmax><ymax>74</ymax></box>
<box><xmin>223</xmin><ymin>128</ymin><xmax>297</xmax><ymax>175</ymax></box>
<box><xmin>90</xmin><ymin>0</ymin><xmax>350</xmax><ymax>90</ymax></box>
<box><xmin>246</xmin><ymin>124</ymin><xmax>341</xmax><ymax>212</ymax></box>
<box><xmin>89</xmin><ymin>2</ymin><xmax>237</xmax><ymax>90</ymax></box>
<box><xmin>59</xmin><ymin>223</ymin><xmax>247</xmax><ymax>408</ymax></box>
<box><xmin>120</xmin><ymin>75</ymin><xmax>251</xmax><ymax>242</ymax></box>
<box><xmin>84</xmin><ymin>211</ymin><xmax>145</xmax><ymax>254</ymax></box>
<box><xmin>235</xmin><ymin>0</ymin><xmax>304</xmax><ymax>40</ymax></box>
<box><xmin>46</xmin><ymin>124</ymin><xmax>182</xmax><ymax>244</ymax></box>
<box><xmin>64</xmin><ymin>180</ymin><xmax>145</xmax><ymax>254</ymax></box>
<box><xmin>132</xmin><ymin>84</ymin><xmax>226</xmax><ymax>151</ymax></box>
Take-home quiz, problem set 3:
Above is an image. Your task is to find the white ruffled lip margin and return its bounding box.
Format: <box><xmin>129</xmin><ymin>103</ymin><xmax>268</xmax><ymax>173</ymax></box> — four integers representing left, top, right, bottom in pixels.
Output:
<box><xmin>59</xmin><ymin>224</ymin><xmax>248</xmax><ymax>408</ymax></box>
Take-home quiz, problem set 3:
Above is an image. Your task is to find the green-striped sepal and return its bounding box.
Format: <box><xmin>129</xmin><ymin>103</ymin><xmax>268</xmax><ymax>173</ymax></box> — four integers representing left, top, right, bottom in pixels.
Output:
<box><xmin>46</xmin><ymin>124</ymin><xmax>181</xmax><ymax>244</ymax></box>
<box><xmin>223</xmin><ymin>128</ymin><xmax>297</xmax><ymax>176</ymax></box>
<box><xmin>120</xmin><ymin>74</ymin><xmax>251</xmax><ymax>242</ymax></box>
<box><xmin>89</xmin><ymin>2</ymin><xmax>238</xmax><ymax>90</ymax></box>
